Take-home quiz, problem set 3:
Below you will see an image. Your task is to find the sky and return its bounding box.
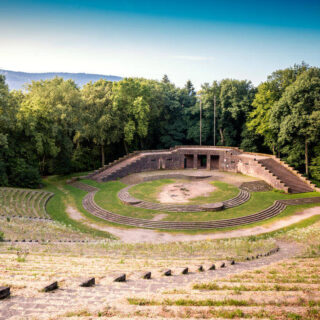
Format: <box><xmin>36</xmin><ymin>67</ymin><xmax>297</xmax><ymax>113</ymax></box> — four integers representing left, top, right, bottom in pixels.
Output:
<box><xmin>1</xmin><ymin>0</ymin><xmax>320</xmax><ymax>88</ymax></box>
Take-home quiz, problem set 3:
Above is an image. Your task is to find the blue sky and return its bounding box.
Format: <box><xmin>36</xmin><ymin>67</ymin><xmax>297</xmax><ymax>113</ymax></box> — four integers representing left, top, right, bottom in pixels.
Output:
<box><xmin>1</xmin><ymin>0</ymin><xmax>320</xmax><ymax>88</ymax></box>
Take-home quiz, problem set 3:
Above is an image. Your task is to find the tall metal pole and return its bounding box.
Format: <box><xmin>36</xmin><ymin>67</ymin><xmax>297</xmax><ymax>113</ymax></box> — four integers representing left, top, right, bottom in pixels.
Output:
<box><xmin>200</xmin><ymin>97</ymin><xmax>202</xmax><ymax>146</ymax></box>
<box><xmin>213</xmin><ymin>95</ymin><xmax>216</xmax><ymax>146</ymax></box>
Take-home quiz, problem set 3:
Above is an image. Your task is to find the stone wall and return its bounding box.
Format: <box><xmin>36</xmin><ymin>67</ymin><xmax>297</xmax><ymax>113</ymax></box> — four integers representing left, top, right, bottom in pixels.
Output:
<box><xmin>93</xmin><ymin>146</ymin><xmax>314</xmax><ymax>193</ymax></box>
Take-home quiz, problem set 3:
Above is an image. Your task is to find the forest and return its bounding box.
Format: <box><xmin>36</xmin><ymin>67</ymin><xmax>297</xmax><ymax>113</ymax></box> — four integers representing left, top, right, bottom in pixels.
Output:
<box><xmin>0</xmin><ymin>63</ymin><xmax>319</xmax><ymax>188</ymax></box>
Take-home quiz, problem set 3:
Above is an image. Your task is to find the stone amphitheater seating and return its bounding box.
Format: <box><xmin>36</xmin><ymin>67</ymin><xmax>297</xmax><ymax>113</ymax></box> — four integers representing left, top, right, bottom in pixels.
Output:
<box><xmin>258</xmin><ymin>158</ymin><xmax>313</xmax><ymax>193</ymax></box>
<box><xmin>72</xmin><ymin>181</ymin><xmax>320</xmax><ymax>230</ymax></box>
<box><xmin>0</xmin><ymin>187</ymin><xmax>53</xmax><ymax>219</ymax></box>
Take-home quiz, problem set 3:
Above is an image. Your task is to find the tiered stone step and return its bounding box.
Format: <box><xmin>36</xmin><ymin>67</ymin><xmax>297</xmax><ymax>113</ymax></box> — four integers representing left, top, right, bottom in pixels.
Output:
<box><xmin>258</xmin><ymin>159</ymin><xmax>313</xmax><ymax>193</ymax></box>
<box><xmin>117</xmin><ymin>185</ymin><xmax>250</xmax><ymax>212</ymax></box>
<box><xmin>72</xmin><ymin>182</ymin><xmax>320</xmax><ymax>230</ymax></box>
<box><xmin>223</xmin><ymin>189</ymin><xmax>251</xmax><ymax>209</ymax></box>
<box><xmin>89</xmin><ymin>154</ymin><xmax>145</xmax><ymax>182</ymax></box>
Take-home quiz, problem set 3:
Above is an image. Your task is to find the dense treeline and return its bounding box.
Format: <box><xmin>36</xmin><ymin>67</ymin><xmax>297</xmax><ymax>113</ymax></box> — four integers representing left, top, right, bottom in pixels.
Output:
<box><xmin>0</xmin><ymin>63</ymin><xmax>319</xmax><ymax>188</ymax></box>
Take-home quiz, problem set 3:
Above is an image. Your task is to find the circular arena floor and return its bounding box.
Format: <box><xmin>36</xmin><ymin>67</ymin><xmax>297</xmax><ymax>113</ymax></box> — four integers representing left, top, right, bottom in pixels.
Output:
<box><xmin>70</xmin><ymin>170</ymin><xmax>320</xmax><ymax>230</ymax></box>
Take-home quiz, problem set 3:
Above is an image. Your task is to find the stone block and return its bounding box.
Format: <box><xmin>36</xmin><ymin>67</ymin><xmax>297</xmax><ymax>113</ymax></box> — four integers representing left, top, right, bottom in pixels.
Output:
<box><xmin>182</xmin><ymin>268</ymin><xmax>189</xmax><ymax>275</ymax></box>
<box><xmin>199</xmin><ymin>202</ymin><xmax>224</xmax><ymax>211</ymax></box>
<box><xmin>143</xmin><ymin>272</ymin><xmax>151</xmax><ymax>279</ymax></box>
<box><xmin>114</xmin><ymin>274</ymin><xmax>126</xmax><ymax>282</ymax></box>
<box><xmin>80</xmin><ymin>278</ymin><xmax>95</xmax><ymax>287</ymax></box>
<box><xmin>0</xmin><ymin>286</ymin><xmax>10</xmax><ymax>299</ymax></box>
<box><xmin>164</xmin><ymin>270</ymin><xmax>172</xmax><ymax>276</ymax></box>
<box><xmin>43</xmin><ymin>281</ymin><xmax>58</xmax><ymax>292</ymax></box>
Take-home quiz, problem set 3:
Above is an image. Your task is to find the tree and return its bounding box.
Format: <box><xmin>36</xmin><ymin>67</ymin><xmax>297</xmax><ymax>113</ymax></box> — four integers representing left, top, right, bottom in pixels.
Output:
<box><xmin>270</xmin><ymin>67</ymin><xmax>320</xmax><ymax>175</ymax></box>
<box><xmin>0</xmin><ymin>75</ymin><xmax>11</xmax><ymax>185</ymax></box>
<box><xmin>192</xmin><ymin>79</ymin><xmax>255</xmax><ymax>147</ymax></box>
<box><xmin>248</xmin><ymin>63</ymin><xmax>309</xmax><ymax>154</ymax></box>
<box><xmin>112</xmin><ymin>78</ymin><xmax>150</xmax><ymax>153</ymax></box>
<box><xmin>80</xmin><ymin>80</ymin><xmax>121</xmax><ymax>166</ymax></box>
<box><xmin>18</xmin><ymin>77</ymin><xmax>81</xmax><ymax>174</ymax></box>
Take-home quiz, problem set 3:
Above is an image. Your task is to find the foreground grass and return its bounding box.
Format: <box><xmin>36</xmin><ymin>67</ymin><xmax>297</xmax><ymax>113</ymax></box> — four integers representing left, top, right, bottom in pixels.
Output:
<box><xmin>129</xmin><ymin>179</ymin><xmax>239</xmax><ymax>204</ymax></box>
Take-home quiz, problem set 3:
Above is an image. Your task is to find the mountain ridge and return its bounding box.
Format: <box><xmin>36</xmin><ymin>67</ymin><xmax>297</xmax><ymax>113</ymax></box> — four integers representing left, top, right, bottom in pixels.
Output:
<box><xmin>0</xmin><ymin>69</ymin><xmax>123</xmax><ymax>90</ymax></box>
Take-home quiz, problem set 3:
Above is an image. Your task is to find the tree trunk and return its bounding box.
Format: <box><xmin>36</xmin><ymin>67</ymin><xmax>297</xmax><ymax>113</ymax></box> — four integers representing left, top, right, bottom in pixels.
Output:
<box><xmin>123</xmin><ymin>140</ymin><xmax>129</xmax><ymax>155</ymax></box>
<box><xmin>219</xmin><ymin>128</ymin><xmax>224</xmax><ymax>146</ymax></box>
<box><xmin>305</xmin><ymin>139</ymin><xmax>309</xmax><ymax>176</ymax></box>
<box><xmin>101</xmin><ymin>145</ymin><xmax>105</xmax><ymax>167</ymax></box>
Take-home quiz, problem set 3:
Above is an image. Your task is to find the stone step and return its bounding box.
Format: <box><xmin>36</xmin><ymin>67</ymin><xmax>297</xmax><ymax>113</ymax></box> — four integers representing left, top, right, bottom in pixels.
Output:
<box><xmin>77</xmin><ymin>182</ymin><xmax>319</xmax><ymax>230</ymax></box>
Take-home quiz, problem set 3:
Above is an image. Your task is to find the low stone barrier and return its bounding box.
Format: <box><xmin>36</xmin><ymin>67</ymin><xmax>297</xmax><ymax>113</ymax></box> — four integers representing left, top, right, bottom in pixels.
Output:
<box><xmin>114</xmin><ymin>274</ymin><xmax>126</xmax><ymax>282</ymax></box>
<box><xmin>43</xmin><ymin>282</ymin><xmax>58</xmax><ymax>292</ymax></box>
<box><xmin>80</xmin><ymin>278</ymin><xmax>95</xmax><ymax>287</ymax></box>
<box><xmin>0</xmin><ymin>287</ymin><xmax>10</xmax><ymax>299</ymax></box>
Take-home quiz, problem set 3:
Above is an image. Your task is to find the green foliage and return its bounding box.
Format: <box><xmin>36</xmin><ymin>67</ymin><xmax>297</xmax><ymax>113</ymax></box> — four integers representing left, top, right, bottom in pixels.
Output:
<box><xmin>310</xmin><ymin>147</ymin><xmax>320</xmax><ymax>182</ymax></box>
<box><xmin>0</xmin><ymin>63</ymin><xmax>320</xmax><ymax>187</ymax></box>
<box><xmin>270</xmin><ymin>67</ymin><xmax>320</xmax><ymax>174</ymax></box>
<box><xmin>8</xmin><ymin>158</ymin><xmax>41</xmax><ymax>188</ymax></box>
<box><xmin>248</xmin><ymin>63</ymin><xmax>309</xmax><ymax>153</ymax></box>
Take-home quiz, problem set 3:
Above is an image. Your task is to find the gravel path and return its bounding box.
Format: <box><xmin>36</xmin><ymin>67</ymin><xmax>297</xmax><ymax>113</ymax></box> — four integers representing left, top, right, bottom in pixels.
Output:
<box><xmin>66</xmin><ymin>203</ymin><xmax>320</xmax><ymax>243</ymax></box>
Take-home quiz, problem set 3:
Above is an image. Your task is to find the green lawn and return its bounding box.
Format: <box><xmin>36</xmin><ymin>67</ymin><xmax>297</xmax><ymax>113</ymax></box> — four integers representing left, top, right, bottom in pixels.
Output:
<box><xmin>129</xmin><ymin>179</ymin><xmax>239</xmax><ymax>204</ymax></box>
<box><xmin>82</xmin><ymin>179</ymin><xmax>320</xmax><ymax>223</ymax></box>
<box><xmin>43</xmin><ymin>175</ymin><xmax>116</xmax><ymax>239</ymax></box>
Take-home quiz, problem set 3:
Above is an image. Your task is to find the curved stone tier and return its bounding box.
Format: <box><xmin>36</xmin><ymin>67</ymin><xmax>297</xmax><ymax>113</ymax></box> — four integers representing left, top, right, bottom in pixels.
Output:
<box><xmin>71</xmin><ymin>181</ymin><xmax>320</xmax><ymax>230</ymax></box>
<box><xmin>0</xmin><ymin>187</ymin><xmax>54</xmax><ymax>219</ymax></box>
<box><xmin>117</xmin><ymin>185</ymin><xmax>250</xmax><ymax>212</ymax></box>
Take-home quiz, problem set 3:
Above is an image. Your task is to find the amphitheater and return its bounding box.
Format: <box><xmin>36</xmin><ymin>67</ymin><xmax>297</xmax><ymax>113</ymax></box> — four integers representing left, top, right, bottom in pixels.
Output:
<box><xmin>68</xmin><ymin>146</ymin><xmax>320</xmax><ymax>230</ymax></box>
<box><xmin>1</xmin><ymin>145</ymin><xmax>320</xmax><ymax>320</ymax></box>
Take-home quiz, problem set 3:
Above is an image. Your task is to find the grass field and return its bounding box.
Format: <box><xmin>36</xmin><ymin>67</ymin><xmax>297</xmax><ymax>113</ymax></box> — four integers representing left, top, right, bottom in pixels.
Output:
<box><xmin>83</xmin><ymin>179</ymin><xmax>320</xmax><ymax>223</ymax></box>
<box><xmin>129</xmin><ymin>179</ymin><xmax>240</xmax><ymax>204</ymax></box>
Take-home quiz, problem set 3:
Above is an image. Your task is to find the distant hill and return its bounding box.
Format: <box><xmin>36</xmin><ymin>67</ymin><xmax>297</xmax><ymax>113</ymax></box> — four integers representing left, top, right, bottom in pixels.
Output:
<box><xmin>0</xmin><ymin>69</ymin><xmax>123</xmax><ymax>90</ymax></box>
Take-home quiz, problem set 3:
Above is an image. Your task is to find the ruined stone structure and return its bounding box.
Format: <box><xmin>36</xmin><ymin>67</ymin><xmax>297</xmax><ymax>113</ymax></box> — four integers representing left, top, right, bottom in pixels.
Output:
<box><xmin>88</xmin><ymin>146</ymin><xmax>316</xmax><ymax>194</ymax></box>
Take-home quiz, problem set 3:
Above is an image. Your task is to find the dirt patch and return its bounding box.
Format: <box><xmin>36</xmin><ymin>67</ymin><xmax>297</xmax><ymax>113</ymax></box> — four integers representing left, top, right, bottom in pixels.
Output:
<box><xmin>66</xmin><ymin>205</ymin><xmax>84</xmax><ymax>221</ymax></box>
<box><xmin>158</xmin><ymin>181</ymin><xmax>216</xmax><ymax>203</ymax></box>
<box><xmin>151</xmin><ymin>214</ymin><xmax>168</xmax><ymax>221</ymax></box>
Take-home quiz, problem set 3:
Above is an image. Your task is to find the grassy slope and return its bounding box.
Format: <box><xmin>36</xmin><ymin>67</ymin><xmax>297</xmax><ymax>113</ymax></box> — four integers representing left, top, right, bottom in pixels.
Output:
<box><xmin>129</xmin><ymin>179</ymin><xmax>239</xmax><ymax>204</ymax></box>
<box><xmin>43</xmin><ymin>175</ymin><xmax>116</xmax><ymax>239</ymax></box>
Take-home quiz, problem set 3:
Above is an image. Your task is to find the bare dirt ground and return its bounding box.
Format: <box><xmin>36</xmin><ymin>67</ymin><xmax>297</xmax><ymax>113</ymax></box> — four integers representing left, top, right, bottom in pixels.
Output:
<box><xmin>157</xmin><ymin>181</ymin><xmax>216</xmax><ymax>203</ymax></box>
<box><xmin>66</xmin><ymin>205</ymin><xmax>320</xmax><ymax>243</ymax></box>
